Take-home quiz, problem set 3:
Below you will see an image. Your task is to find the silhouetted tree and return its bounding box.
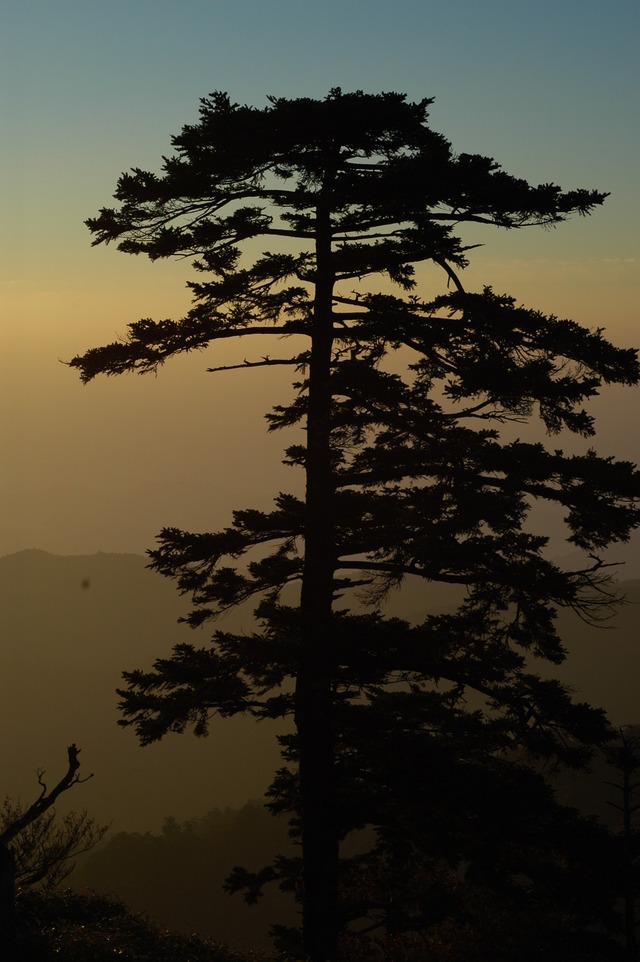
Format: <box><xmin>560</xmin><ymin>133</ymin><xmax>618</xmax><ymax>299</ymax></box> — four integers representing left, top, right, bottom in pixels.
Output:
<box><xmin>1</xmin><ymin>803</ymin><xmax>106</xmax><ymax>893</ymax></box>
<box><xmin>0</xmin><ymin>746</ymin><xmax>105</xmax><ymax>959</ymax></box>
<box><xmin>70</xmin><ymin>90</ymin><xmax>640</xmax><ymax>961</ymax></box>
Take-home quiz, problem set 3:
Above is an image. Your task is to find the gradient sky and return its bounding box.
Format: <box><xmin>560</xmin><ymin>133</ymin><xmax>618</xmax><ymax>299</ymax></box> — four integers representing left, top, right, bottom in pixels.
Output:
<box><xmin>1</xmin><ymin>0</ymin><xmax>639</xmax><ymax>557</ymax></box>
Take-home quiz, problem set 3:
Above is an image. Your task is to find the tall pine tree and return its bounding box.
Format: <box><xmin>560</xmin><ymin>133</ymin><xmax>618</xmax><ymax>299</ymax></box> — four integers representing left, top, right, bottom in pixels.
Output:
<box><xmin>71</xmin><ymin>90</ymin><xmax>640</xmax><ymax>960</ymax></box>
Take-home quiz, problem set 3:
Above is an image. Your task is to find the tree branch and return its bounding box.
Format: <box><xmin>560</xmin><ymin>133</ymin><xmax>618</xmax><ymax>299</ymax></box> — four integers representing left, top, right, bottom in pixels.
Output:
<box><xmin>433</xmin><ymin>256</ymin><xmax>466</xmax><ymax>293</ymax></box>
<box><xmin>207</xmin><ymin>357</ymin><xmax>302</xmax><ymax>373</ymax></box>
<box><xmin>0</xmin><ymin>746</ymin><xmax>91</xmax><ymax>846</ymax></box>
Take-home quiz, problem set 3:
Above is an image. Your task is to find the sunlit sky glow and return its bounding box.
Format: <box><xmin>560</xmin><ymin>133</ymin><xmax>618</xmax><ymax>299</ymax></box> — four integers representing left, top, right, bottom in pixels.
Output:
<box><xmin>1</xmin><ymin>0</ymin><xmax>638</xmax><ymax>557</ymax></box>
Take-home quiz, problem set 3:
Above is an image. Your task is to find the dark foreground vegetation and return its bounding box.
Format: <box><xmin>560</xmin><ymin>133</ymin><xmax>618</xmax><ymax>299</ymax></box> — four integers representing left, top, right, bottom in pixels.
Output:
<box><xmin>15</xmin><ymin>889</ymin><xmax>261</xmax><ymax>962</ymax></box>
<box><xmin>11</xmin><ymin>876</ymin><xmax>629</xmax><ymax>962</ymax></box>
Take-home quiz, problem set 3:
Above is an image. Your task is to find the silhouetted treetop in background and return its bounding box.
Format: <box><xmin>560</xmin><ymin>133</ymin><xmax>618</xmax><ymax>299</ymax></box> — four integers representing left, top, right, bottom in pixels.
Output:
<box><xmin>71</xmin><ymin>89</ymin><xmax>640</xmax><ymax>961</ymax></box>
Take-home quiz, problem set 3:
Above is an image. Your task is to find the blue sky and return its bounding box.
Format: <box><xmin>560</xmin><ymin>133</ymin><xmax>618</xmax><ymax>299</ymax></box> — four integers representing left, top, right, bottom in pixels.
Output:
<box><xmin>1</xmin><ymin>0</ymin><xmax>638</xmax><ymax>555</ymax></box>
<box><xmin>3</xmin><ymin>0</ymin><xmax>639</xmax><ymax>258</ymax></box>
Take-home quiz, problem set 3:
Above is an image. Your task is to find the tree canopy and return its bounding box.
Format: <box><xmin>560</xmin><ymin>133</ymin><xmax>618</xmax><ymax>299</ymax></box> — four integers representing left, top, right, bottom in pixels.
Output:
<box><xmin>71</xmin><ymin>90</ymin><xmax>640</xmax><ymax>961</ymax></box>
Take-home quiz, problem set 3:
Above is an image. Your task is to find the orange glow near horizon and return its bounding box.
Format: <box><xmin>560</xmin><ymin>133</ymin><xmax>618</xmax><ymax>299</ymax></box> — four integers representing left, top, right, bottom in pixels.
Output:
<box><xmin>2</xmin><ymin>0</ymin><xmax>638</xmax><ymax>558</ymax></box>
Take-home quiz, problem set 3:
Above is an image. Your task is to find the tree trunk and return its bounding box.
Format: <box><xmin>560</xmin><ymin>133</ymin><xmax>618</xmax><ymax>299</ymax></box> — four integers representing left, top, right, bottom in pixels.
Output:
<box><xmin>621</xmin><ymin>758</ymin><xmax>638</xmax><ymax>961</ymax></box>
<box><xmin>296</xmin><ymin>186</ymin><xmax>339</xmax><ymax>962</ymax></box>
<box><xmin>0</xmin><ymin>843</ymin><xmax>17</xmax><ymax>961</ymax></box>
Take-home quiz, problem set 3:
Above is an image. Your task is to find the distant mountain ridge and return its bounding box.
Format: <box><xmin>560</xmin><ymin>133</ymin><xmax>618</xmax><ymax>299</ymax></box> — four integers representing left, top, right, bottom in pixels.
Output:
<box><xmin>0</xmin><ymin>549</ymin><xmax>283</xmax><ymax>833</ymax></box>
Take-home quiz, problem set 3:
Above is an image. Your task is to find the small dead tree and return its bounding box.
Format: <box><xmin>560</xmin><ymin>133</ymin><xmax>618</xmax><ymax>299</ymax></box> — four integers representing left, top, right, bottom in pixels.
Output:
<box><xmin>0</xmin><ymin>745</ymin><xmax>107</xmax><ymax>958</ymax></box>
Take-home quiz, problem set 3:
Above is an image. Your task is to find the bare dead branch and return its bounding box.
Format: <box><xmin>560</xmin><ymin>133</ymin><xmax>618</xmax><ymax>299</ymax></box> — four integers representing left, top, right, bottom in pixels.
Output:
<box><xmin>0</xmin><ymin>745</ymin><xmax>91</xmax><ymax>847</ymax></box>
